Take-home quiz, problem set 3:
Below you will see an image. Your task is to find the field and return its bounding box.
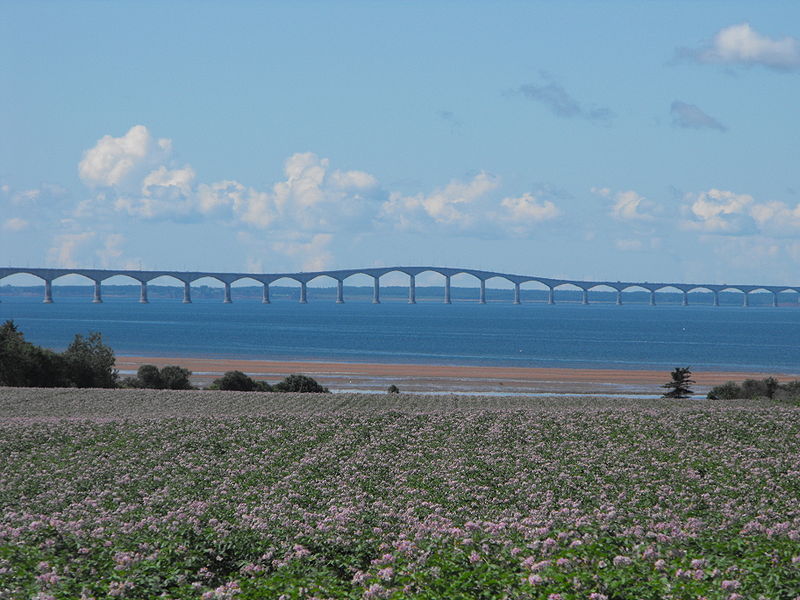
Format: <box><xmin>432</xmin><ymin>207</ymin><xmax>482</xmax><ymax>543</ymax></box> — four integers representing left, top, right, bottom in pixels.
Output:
<box><xmin>1</xmin><ymin>390</ymin><xmax>799</xmax><ymax>599</ymax></box>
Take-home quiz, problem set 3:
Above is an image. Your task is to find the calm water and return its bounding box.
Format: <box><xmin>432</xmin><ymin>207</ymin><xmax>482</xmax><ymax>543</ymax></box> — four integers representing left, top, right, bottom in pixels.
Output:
<box><xmin>1</xmin><ymin>297</ymin><xmax>799</xmax><ymax>372</ymax></box>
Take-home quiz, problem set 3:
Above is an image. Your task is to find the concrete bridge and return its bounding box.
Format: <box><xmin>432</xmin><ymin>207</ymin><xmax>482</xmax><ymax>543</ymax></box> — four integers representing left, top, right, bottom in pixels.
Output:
<box><xmin>1</xmin><ymin>266</ymin><xmax>798</xmax><ymax>306</ymax></box>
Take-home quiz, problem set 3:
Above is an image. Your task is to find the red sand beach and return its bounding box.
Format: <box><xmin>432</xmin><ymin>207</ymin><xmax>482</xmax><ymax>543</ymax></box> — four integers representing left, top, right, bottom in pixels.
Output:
<box><xmin>115</xmin><ymin>356</ymin><xmax>799</xmax><ymax>395</ymax></box>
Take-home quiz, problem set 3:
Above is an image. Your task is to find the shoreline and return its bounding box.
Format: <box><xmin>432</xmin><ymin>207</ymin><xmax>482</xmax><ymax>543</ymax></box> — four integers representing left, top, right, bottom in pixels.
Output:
<box><xmin>115</xmin><ymin>355</ymin><xmax>799</xmax><ymax>395</ymax></box>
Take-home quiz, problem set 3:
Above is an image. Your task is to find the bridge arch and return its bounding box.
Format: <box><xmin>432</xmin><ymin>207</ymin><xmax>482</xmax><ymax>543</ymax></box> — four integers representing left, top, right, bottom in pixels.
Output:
<box><xmin>551</xmin><ymin>282</ymin><xmax>585</xmax><ymax>304</ymax></box>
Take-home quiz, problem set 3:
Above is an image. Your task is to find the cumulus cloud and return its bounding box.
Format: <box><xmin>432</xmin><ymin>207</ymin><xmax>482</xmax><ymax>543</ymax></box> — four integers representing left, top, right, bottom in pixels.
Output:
<box><xmin>270</xmin><ymin>233</ymin><xmax>334</xmax><ymax>272</ymax></box>
<box><xmin>47</xmin><ymin>232</ymin><xmax>96</xmax><ymax>268</ymax></box>
<box><xmin>499</xmin><ymin>193</ymin><xmax>559</xmax><ymax>230</ymax></box>
<box><xmin>513</xmin><ymin>73</ymin><xmax>614</xmax><ymax>122</ymax></box>
<box><xmin>79</xmin><ymin>125</ymin><xmax>172</xmax><ymax>189</ymax></box>
<box><xmin>684</xmin><ymin>23</ymin><xmax>800</xmax><ymax>71</ymax></box>
<box><xmin>2</xmin><ymin>217</ymin><xmax>29</xmax><ymax>232</ymax></box>
<box><xmin>382</xmin><ymin>172</ymin><xmax>499</xmax><ymax>230</ymax></box>
<box><xmin>670</xmin><ymin>101</ymin><xmax>727</xmax><ymax>131</ymax></box>
<box><xmin>683</xmin><ymin>189</ymin><xmax>754</xmax><ymax>233</ymax></box>
<box><xmin>593</xmin><ymin>188</ymin><xmax>656</xmax><ymax>221</ymax></box>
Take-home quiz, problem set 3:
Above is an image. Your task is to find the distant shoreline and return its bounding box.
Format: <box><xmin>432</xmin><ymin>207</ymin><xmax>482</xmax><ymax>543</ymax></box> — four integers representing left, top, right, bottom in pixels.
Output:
<box><xmin>115</xmin><ymin>355</ymin><xmax>799</xmax><ymax>395</ymax></box>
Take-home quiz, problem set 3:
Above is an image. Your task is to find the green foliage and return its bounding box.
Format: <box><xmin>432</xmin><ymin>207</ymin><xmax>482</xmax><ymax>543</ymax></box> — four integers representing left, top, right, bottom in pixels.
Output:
<box><xmin>388</xmin><ymin>384</ymin><xmax>400</xmax><ymax>394</ymax></box>
<box><xmin>273</xmin><ymin>373</ymin><xmax>329</xmax><ymax>393</ymax></box>
<box><xmin>211</xmin><ymin>370</ymin><xmax>257</xmax><ymax>391</ymax></box>
<box><xmin>62</xmin><ymin>331</ymin><xmax>118</xmax><ymax>388</ymax></box>
<box><xmin>707</xmin><ymin>381</ymin><xmax>742</xmax><ymax>399</ymax></box>
<box><xmin>137</xmin><ymin>364</ymin><xmax>163</xmax><ymax>388</ymax></box>
<box><xmin>662</xmin><ymin>366</ymin><xmax>695</xmax><ymax>399</ymax></box>
<box><xmin>709</xmin><ymin>377</ymin><xmax>800</xmax><ymax>404</ymax></box>
<box><xmin>159</xmin><ymin>365</ymin><xmax>193</xmax><ymax>390</ymax></box>
<box><xmin>0</xmin><ymin>320</ymin><xmax>77</xmax><ymax>388</ymax></box>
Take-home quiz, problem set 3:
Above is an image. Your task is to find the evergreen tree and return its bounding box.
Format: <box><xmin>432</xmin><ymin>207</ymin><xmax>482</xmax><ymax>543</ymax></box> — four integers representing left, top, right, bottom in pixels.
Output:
<box><xmin>662</xmin><ymin>367</ymin><xmax>695</xmax><ymax>399</ymax></box>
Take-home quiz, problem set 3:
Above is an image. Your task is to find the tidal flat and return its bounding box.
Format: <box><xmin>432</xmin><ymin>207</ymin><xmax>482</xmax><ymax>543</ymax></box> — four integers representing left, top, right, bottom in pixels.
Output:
<box><xmin>1</xmin><ymin>389</ymin><xmax>799</xmax><ymax>599</ymax></box>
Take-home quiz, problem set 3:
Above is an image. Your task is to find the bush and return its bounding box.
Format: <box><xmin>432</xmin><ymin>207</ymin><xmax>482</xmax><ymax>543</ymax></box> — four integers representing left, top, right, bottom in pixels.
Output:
<box><xmin>273</xmin><ymin>374</ymin><xmax>329</xmax><ymax>393</ymax></box>
<box><xmin>211</xmin><ymin>370</ymin><xmax>256</xmax><ymax>391</ymax></box>
<box><xmin>137</xmin><ymin>364</ymin><xmax>163</xmax><ymax>388</ymax></box>
<box><xmin>707</xmin><ymin>381</ymin><xmax>743</xmax><ymax>400</ymax></box>
<box><xmin>388</xmin><ymin>384</ymin><xmax>400</xmax><ymax>394</ymax></box>
<box><xmin>741</xmin><ymin>378</ymin><xmax>769</xmax><ymax>399</ymax></box>
<box><xmin>159</xmin><ymin>365</ymin><xmax>193</xmax><ymax>390</ymax></box>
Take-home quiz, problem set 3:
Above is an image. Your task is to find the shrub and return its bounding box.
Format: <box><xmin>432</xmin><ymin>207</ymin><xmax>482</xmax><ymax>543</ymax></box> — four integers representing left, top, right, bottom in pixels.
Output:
<box><xmin>0</xmin><ymin>320</ymin><xmax>69</xmax><ymax>387</ymax></box>
<box><xmin>388</xmin><ymin>384</ymin><xmax>400</xmax><ymax>394</ymax></box>
<box><xmin>273</xmin><ymin>374</ymin><xmax>329</xmax><ymax>393</ymax></box>
<box><xmin>159</xmin><ymin>365</ymin><xmax>193</xmax><ymax>390</ymax></box>
<box><xmin>741</xmin><ymin>379</ymin><xmax>769</xmax><ymax>399</ymax></box>
<box><xmin>707</xmin><ymin>381</ymin><xmax>743</xmax><ymax>400</ymax></box>
<box><xmin>211</xmin><ymin>370</ymin><xmax>257</xmax><ymax>391</ymax></box>
<box><xmin>137</xmin><ymin>364</ymin><xmax>163</xmax><ymax>389</ymax></box>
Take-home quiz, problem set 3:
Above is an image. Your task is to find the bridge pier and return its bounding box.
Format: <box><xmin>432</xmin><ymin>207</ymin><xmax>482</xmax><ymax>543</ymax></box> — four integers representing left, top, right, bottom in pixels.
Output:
<box><xmin>336</xmin><ymin>280</ymin><xmax>344</xmax><ymax>304</ymax></box>
<box><xmin>43</xmin><ymin>279</ymin><xmax>53</xmax><ymax>304</ymax></box>
<box><xmin>373</xmin><ymin>277</ymin><xmax>380</xmax><ymax>304</ymax></box>
<box><xmin>183</xmin><ymin>281</ymin><xmax>192</xmax><ymax>304</ymax></box>
<box><xmin>547</xmin><ymin>286</ymin><xmax>555</xmax><ymax>305</ymax></box>
<box><xmin>682</xmin><ymin>291</ymin><xmax>688</xmax><ymax>306</ymax></box>
<box><xmin>479</xmin><ymin>280</ymin><xmax>486</xmax><ymax>304</ymax></box>
<box><xmin>408</xmin><ymin>274</ymin><xmax>416</xmax><ymax>304</ymax></box>
<box><xmin>513</xmin><ymin>282</ymin><xmax>521</xmax><ymax>305</ymax></box>
<box><xmin>444</xmin><ymin>275</ymin><xmax>451</xmax><ymax>304</ymax></box>
<box><xmin>139</xmin><ymin>281</ymin><xmax>149</xmax><ymax>303</ymax></box>
<box><xmin>223</xmin><ymin>282</ymin><xmax>232</xmax><ymax>303</ymax></box>
<box><xmin>713</xmin><ymin>290</ymin><xmax>719</xmax><ymax>307</ymax></box>
<box><xmin>616</xmin><ymin>290</ymin><xmax>623</xmax><ymax>305</ymax></box>
<box><xmin>300</xmin><ymin>281</ymin><xmax>308</xmax><ymax>304</ymax></box>
<box><xmin>92</xmin><ymin>280</ymin><xmax>103</xmax><ymax>303</ymax></box>
<box><xmin>262</xmin><ymin>283</ymin><xmax>270</xmax><ymax>304</ymax></box>
<box><xmin>582</xmin><ymin>288</ymin><xmax>589</xmax><ymax>305</ymax></box>
<box><xmin>743</xmin><ymin>292</ymin><xmax>749</xmax><ymax>307</ymax></box>
<box><xmin>773</xmin><ymin>291</ymin><xmax>779</xmax><ymax>308</ymax></box>
<box><xmin>649</xmin><ymin>290</ymin><xmax>656</xmax><ymax>306</ymax></box>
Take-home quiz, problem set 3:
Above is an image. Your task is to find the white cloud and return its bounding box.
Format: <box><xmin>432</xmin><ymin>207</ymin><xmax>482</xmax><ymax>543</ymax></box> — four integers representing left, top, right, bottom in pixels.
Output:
<box><xmin>271</xmin><ymin>233</ymin><xmax>334</xmax><ymax>272</ymax></box>
<box><xmin>96</xmin><ymin>233</ymin><xmax>125</xmax><ymax>268</ymax></box>
<box><xmin>749</xmin><ymin>200</ymin><xmax>800</xmax><ymax>233</ymax></box>
<box><xmin>79</xmin><ymin>125</ymin><xmax>172</xmax><ymax>189</ymax></box>
<box><xmin>499</xmin><ymin>193</ymin><xmax>559</xmax><ymax>226</ymax></box>
<box><xmin>382</xmin><ymin>172</ymin><xmax>499</xmax><ymax>229</ymax></box>
<box><xmin>271</xmin><ymin>152</ymin><xmax>381</xmax><ymax>231</ymax></box>
<box><xmin>595</xmin><ymin>189</ymin><xmax>656</xmax><ymax>221</ymax></box>
<box><xmin>47</xmin><ymin>232</ymin><xmax>95</xmax><ymax>268</ymax></box>
<box><xmin>683</xmin><ymin>189</ymin><xmax>754</xmax><ymax>232</ymax></box>
<box><xmin>690</xmin><ymin>23</ymin><xmax>800</xmax><ymax>71</ymax></box>
<box><xmin>2</xmin><ymin>217</ymin><xmax>29</xmax><ymax>232</ymax></box>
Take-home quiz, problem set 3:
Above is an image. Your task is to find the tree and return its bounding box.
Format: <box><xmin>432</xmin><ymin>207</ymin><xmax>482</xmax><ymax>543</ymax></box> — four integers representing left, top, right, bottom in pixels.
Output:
<box><xmin>662</xmin><ymin>367</ymin><xmax>695</xmax><ymax>399</ymax></box>
<box><xmin>137</xmin><ymin>364</ymin><xmax>163</xmax><ymax>389</ymax></box>
<box><xmin>63</xmin><ymin>332</ymin><xmax>118</xmax><ymax>388</ymax></box>
<box><xmin>273</xmin><ymin>374</ymin><xmax>329</xmax><ymax>393</ymax></box>
<box><xmin>159</xmin><ymin>365</ymin><xmax>193</xmax><ymax>390</ymax></box>
<box><xmin>387</xmin><ymin>384</ymin><xmax>400</xmax><ymax>394</ymax></box>
<box><xmin>212</xmin><ymin>370</ymin><xmax>256</xmax><ymax>391</ymax></box>
<box><xmin>0</xmin><ymin>320</ymin><xmax>68</xmax><ymax>388</ymax></box>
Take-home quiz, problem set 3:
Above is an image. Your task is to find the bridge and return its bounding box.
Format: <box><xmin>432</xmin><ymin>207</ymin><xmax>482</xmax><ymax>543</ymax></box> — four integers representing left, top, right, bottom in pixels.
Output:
<box><xmin>1</xmin><ymin>266</ymin><xmax>798</xmax><ymax>306</ymax></box>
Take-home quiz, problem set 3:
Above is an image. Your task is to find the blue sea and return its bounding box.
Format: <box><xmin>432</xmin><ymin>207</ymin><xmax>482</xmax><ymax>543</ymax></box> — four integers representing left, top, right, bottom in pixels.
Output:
<box><xmin>1</xmin><ymin>296</ymin><xmax>799</xmax><ymax>373</ymax></box>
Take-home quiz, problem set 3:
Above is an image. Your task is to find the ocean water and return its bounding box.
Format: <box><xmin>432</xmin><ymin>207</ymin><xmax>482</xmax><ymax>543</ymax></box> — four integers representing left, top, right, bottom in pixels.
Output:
<box><xmin>1</xmin><ymin>296</ymin><xmax>799</xmax><ymax>373</ymax></box>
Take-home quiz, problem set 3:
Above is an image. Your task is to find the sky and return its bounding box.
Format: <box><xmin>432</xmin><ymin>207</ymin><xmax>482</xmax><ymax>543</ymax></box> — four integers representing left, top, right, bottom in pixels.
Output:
<box><xmin>2</xmin><ymin>0</ymin><xmax>800</xmax><ymax>287</ymax></box>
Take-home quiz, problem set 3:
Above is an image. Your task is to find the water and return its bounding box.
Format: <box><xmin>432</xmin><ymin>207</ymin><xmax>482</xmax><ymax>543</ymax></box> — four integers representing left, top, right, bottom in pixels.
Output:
<box><xmin>1</xmin><ymin>296</ymin><xmax>799</xmax><ymax>373</ymax></box>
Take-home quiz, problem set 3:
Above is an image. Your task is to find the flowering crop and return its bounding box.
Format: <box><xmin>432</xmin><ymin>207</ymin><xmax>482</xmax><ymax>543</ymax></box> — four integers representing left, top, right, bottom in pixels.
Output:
<box><xmin>1</xmin><ymin>389</ymin><xmax>799</xmax><ymax>598</ymax></box>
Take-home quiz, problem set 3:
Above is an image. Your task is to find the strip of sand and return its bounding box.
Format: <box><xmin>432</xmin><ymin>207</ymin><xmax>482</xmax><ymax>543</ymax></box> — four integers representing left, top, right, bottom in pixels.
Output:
<box><xmin>115</xmin><ymin>356</ymin><xmax>799</xmax><ymax>395</ymax></box>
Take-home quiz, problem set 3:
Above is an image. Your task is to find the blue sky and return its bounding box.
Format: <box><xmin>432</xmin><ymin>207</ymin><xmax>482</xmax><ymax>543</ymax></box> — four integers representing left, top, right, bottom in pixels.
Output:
<box><xmin>2</xmin><ymin>0</ymin><xmax>800</xmax><ymax>286</ymax></box>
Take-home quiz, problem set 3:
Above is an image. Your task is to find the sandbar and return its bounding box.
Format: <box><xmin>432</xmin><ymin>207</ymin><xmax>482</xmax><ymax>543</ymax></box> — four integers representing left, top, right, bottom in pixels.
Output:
<box><xmin>115</xmin><ymin>356</ymin><xmax>799</xmax><ymax>395</ymax></box>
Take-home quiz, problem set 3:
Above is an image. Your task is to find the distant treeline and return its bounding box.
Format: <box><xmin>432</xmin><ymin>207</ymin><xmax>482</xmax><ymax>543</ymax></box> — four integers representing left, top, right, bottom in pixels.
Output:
<box><xmin>2</xmin><ymin>284</ymin><xmax>797</xmax><ymax>305</ymax></box>
<box><xmin>0</xmin><ymin>320</ymin><xmax>329</xmax><ymax>392</ymax></box>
